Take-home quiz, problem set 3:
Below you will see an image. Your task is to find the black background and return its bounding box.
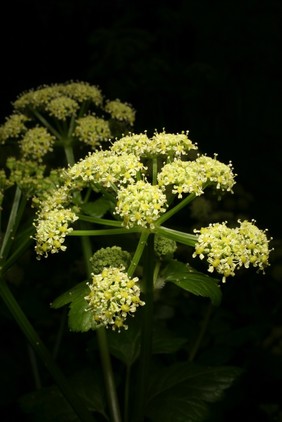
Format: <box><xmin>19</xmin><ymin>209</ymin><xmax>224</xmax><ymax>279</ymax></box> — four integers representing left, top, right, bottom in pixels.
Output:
<box><xmin>1</xmin><ymin>0</ymin><xmax>281</xmax><ymax>237</ymax></box>
<box><xmin>1</xmin><ymin>0</ymin><xmax>282</xmax><ymax>420</ymax></box>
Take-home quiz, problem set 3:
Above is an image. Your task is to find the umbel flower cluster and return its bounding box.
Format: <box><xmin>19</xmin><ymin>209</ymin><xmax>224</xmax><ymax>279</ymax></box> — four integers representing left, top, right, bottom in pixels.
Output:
<box><xmin>0</xmin><ymin>81</ymin><xmax>135</xmax><ymax>202</ymax></box>
<box><xmin>84</xmin><ymin>266</ymin><xmax>145</xmax><ymax>331</ymax></box>
<box><xmin>32</xmin><ymin>130</ymin><xmax>272</xmax><ymax>329</ymax></box>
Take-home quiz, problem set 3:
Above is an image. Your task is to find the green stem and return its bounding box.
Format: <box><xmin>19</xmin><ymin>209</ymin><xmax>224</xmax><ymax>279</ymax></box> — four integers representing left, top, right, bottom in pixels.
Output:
<box><xmin>156</xmin><ymin>192</ymin><xmax>196</xmax><ymax>225</ymax></box>
<box><xmin>80</xmin><ymin>230</ymin><xmax>122</xmax><ymax>422</ymax></box>
<box><xmin>189</xmin><ymin>303</ymin><xmax>213</xmax><ymax>362</ymax></box>
<box><xmin>0</xmin><ymin>279</ymin><xmax>94</xmax><ymax>422</ymax></box>
<box><xmin>127</xmin><ymin>230</ymin><xmax>150</xmax><ymax>277</ymax></box>
<box><xmin>64</xmin><ymin>144</ymin><xmax>76</xmax><ymax>166</ymax></box>
<box><xmin>155</xmin><ymin>225</ymin><xmax>197</xmax><ymax>247</ymax></box>
<box><xmin>97</xmin><ymin>328</ymin><xmax>122</xmax><ymax>422</ymax></box>
<box><xmin>133</xmin><ymin>234</ymin><xmax>154</xmax><ymax>422</ymax></box>
<box><xmin>0</xmin><ymin>186</ymin><xmax>26</xmax><ymax>263</ymax></box>
<box><xmin>78</xmin><ymin>214</ymin><xmax>123</xmax><ymax>227</ymax></box>
<box><xmin>69</xmin><ymin>228</ymin><xmax>140</xmax><ymax>237</ymax></box>
<box><xmin>124</xmin><ymin>364</ymin><xmax>131</xmax><ymax>422</ymax></box>
<box><xmin>31</xmin><ymin>109</ymin><xmax>62</xmax><ymax>140</ymax></box>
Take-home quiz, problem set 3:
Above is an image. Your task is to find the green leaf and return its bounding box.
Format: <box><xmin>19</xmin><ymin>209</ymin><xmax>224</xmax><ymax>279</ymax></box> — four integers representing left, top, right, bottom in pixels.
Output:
<box><xmin>51</xmin><ymin>282</ymin><xmax>89</xmax><ymax>309</ymax></box>
<box><xmin>19</xmin><ymin>369</ymin><xmax>108</xmax><ymax>421</ymax></box>
<box><xmin>19</xmin><ymin>386</ymin><xmax>80</xmax><ymax>422</ymax></box>
<box><xmin>81</xmin><ymin>197</ymin><xmax>112</xmax><ymax>218</ymax></box>
<box><xmin>68</xmin><ymin>293</ymin><xmax>98</xmax><ymax>332</ymax></box>
<box><xmin>146</xmin><ymin>362</ymin><xmax>242</xmax><ymax>422</ymax></box>
<box><xmin>152</xmin><ymin>326</ymin><xmax>187</xmax><ymax>355</ymax></box>
<box><xmin>162</xmin><ymin>260</ymin><xmax>222</xmax><ymax>306</ymax></box>
<box><xmin>107</xmin><ymin>314</ymin><xmax>141</xmax><ymax>365</ymax></box>
<box><xmin>70</xmin><ymin>368</ymin><xmax>108</xmax><ymax>419</ymax></box>
<box><xmin>51</xmin><ymin>282</ymin><xmax>98</xmax><ymax>332</ymax></box>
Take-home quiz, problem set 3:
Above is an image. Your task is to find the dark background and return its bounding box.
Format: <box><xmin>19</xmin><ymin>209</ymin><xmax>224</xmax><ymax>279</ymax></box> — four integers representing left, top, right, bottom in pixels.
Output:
<box><xmin>1</xmin><ymin>0</ymin><xmax>282</xmax><ymax>420</ymax></box>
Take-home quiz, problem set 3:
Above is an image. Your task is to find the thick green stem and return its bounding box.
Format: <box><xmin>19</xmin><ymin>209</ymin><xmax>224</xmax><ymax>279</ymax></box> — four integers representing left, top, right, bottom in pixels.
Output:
<box><xmin>155</xmin><ymin>225</ymin><xmax>197</xmax><ymax>247</ymax></box>
<box><xmin>156</xmin><ymin>192</ymin><xmax>196</xmax><ymax>225</ymax></box>
<box><xmin>70</xmin><ymin>228</ymin><xmax>140</xmax><ymax>237</ymax></box>
<box><xmin>0</xmin><ymin>279</ymin><xmax>94</xmax><ymax>422</ymax></box>
<box><xmin>133</xmin><ymin>234</ymin><xmax>154</xmax><ymax>422</ymax></box>
<box><xmin>97</xmin><ymin>328</ymin><xmax>122</xmax><ymax>422</ymax></box>
<box><xmin>0</xmin><ymin>186</ymin><xmax>26</xmax><ymax>263</ymax></box>
<box><xmin>127</xmin><ymin>230</ymin><xmax>150</xmax><ymax>278</ymax></box>
<box><xmin>80</xmin><ymin>228</ymin><xmax>122</xmax><ymax>422</ymax></box>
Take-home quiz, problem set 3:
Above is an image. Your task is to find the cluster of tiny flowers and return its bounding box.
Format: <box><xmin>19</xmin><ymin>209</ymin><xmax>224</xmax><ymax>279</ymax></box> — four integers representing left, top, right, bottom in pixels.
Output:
<box><xmin>65</xmin><ymin>150</ymin><xmax>145</xmax><ymax>188</ymax></box>
<box><xmin>84</xmin><ymin>267</ymin><xmax>145</xmax><ymax>331</ymax></box>
<box><xmin>0</xmin><ymin>169</ymin><xmax>12</xmax><ymax>208</ymax></box>
<box><xmin>104</xmin><ymin>100</ymin><xmax>135</xmax><ymax>125</ymax></box>
<box><xmin>20</xmin><ymin>127</ymin><xmax>55</xmax><ymax>161</ymax></box>
<box><xmin>6</xmin><ymin>157</ymin><xmax>46</xmax><ymax>197</ymax></box>
<box><xmin>157</xmin><ymin>155</ymin><xmax>236</xmax><ymax>198</ymax></box>
<box><xmin>34</xmin><ymin>208</ymin><xmax>79</xmax><ymax>258</ymax></box>
<box><xmin>0</xmin><ymin>114</ymin><xmax>29</xmax><ymax>143</ymax></box>
<box><xmin>74</xmin><ymin>115</ymin><xmax>111</xmax><ymax>147</ymax></box>
<box><xmin>13</xmin><ymin>82</ymin><xmax>103</xmax><ymax>111</ymax></box>
<box><xmin>111</xmin><ymin>130</ymin><xmax>197</xmax><ymax>158</ymax></box>
<box><xmin>193</xmin><ymin>220</ymin><xmax>271</xmax><ymax>282</ymax></box>
<box><xmin>45</xmin><ymin>96</ymin><xmax>79</xmax><ymax>120</ymax></box>
<box><xmin>90</xmin><ymin>246</ymin><xmax>131</xmax><ymax>274</ymax></box>
<box><xmin>115</xmin><ymin>180</ymin><xmax>167</xmax><ymax>229</ymax></box>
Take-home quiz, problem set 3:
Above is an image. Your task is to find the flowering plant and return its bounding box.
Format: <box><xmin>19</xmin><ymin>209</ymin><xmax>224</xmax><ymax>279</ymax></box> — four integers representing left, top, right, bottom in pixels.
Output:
<box><xmin>0</xmin><ymin>82</ymin><xmax>272</xmax><ymax>421</ymax></box>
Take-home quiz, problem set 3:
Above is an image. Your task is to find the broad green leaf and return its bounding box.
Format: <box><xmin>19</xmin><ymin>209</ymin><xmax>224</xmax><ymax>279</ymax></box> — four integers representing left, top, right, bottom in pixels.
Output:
<box><xmin>51</xmin><ymin>282</ymin><xmax>89</xmax><ymax>309</ymax></box>
<box><xmin>81</xmin><ymin>197</ymin><xmax>112</xmax><ymax>218</ymax></box>
<box><xmin>152</xmin><ymin>326</ymin><xmax>187</xmax><ymax>355</ymax></box>
<box><xmin>162</xmin><ymin>260</ymin><xmax>222</xmax><ymax>306</ymax></box>
<box><xmin>68</xmin><ymin>294</ymin><xmax>98</xmax><ymax>332</ymax></box>
<box><xmin>107</xmin><ymin>314</ymin><xmax>141</xmax><ymax>365</ymax></box>
<box><xmin>51</xmin><ymin>282</ymin><xmax>98</xmax><ymax>332</ymax></box>
<box><xmin>70</xmin><ymin>368</ymin><xmax>108</xmax><ymax>419</ymax></box>
<box><xmin>19</xmin><ymin>386</ymin><xmax>80</xmax><ymax>422</ymax></box>
<box><xmin>19</xmin><ymin>371</ymin><xmax>108</xmax><ymax>421</ymax></box>
<box><xmin>146</xmin><ymin>362</ymin><xmax>242</xmax><ymax>422</ymax></box>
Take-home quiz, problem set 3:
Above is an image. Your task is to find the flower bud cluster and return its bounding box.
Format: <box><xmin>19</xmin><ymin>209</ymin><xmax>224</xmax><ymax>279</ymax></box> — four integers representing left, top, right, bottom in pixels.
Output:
<box><xmin>90</xmin><ymin>246</ymin><xmax>131</xmax><ymax>274</ymax></box>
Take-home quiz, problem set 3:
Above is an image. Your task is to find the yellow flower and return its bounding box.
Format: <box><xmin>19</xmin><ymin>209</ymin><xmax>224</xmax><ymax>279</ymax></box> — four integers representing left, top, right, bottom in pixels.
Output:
<box><xmin>193</xmin><ymin>220</ymin><xmax>272</xmax><ymax>282</ymax></box>
<box><xmin>85</xmin><ymin>267</ymin><xmax>145</xmax><ymax>331</ymax></box>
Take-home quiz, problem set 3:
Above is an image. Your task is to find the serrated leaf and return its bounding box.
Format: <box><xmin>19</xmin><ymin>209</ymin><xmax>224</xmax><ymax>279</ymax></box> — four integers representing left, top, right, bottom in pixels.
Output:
<box><xmin>68</xmin><ymin>291</ymin><xmax>98</xmax><ymax>333</ymax></box>
<box><xmin>81</xmin><ymin>197</ymin><xmax>112</xmax><ymax>218</ymax></box>
<box><xmin>51</xmin><ymin>282</ymin><xmax>98</xmax><ymax>332</ymax></box>
<box><xmin>162</xmin><ymin>260</ymin><xmax>222</xmax><ymax>306</ymax></box>
<box><xmin>146</xmin><ymin>362</ymin><xmax>242</xmax><ymax>422</ymax></box>
<box><xmin>51</xmin><ymin>282</ymin><xmax>89</xmax><ymax>309</ymax></box>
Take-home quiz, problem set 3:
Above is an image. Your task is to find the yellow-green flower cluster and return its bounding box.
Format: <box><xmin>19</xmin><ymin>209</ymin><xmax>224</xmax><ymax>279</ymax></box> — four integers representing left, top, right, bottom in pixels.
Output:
<box><xmin>0</xmin><ymin>169</ymin><xmax>12</xmax><ymax>208</ymax></box>
<box><xmin>193</xmin><ymin>220</ymin><xmax>271</xmax><ymax>282</ymax></box>
<box><xmin>74</xmin><ymin>115</ymin><xmax>111</xmax><ymax>146</ymax></box>
<box><xmin>84</xmin><ymin>267</ymin><xmax>145</xmax><ymax>331</ymax></box>
<box><xmin>13</xmin><ymin>82</ymin><xmax>103</xmax><ymax>111</ymax></box>
<box><xmin>45</xmin><ymin>96</ymin><xmax>79</xmax><ymax>121</ymax></box>
<box><xmin>115</xmin><ymin>180</ymin><xmax>167</xmax><ymax>228</ymax></box>
<box><xmin>34</xmin><ymin>208</ymin><xmax>78</xmax><ymax>258</ymax></box>
<box><xmin>20</xmin><ymin>127</ymin><xmax>55</xmax><ymax>161</ymax></box>
<box><xmin>111</xmin><ymin>130</ymin><xmax>197</xmax><ymax>158</ymax></box>
<box><xmin>105</xmin><ymin>99</ymin><xmax>135</xmax><ymax>125</ymax></box>
<box><xmin>6</xmin><ymin>157</ymin><xmax>46</xmax><ymax>197</ymax></box>
<box><xmin>158</xmin><ymin>155</ymin><xmax>236</xmax><ymax>198</ymax></box>
<box><xmin>0</xmin><ymin>113</ymin><xmax>29</xmax><ymax>143</ymax></box>
<box><xmin>65</xmin><ymin>150</ymin><xmax>145</xmax><ymax>188</ymax></box>
<box><xmin>90</xmin><ymin>246</ymin><xmax>131</xmax><ymax>274</ymax></box>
